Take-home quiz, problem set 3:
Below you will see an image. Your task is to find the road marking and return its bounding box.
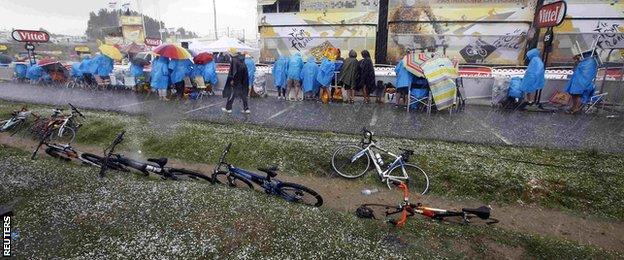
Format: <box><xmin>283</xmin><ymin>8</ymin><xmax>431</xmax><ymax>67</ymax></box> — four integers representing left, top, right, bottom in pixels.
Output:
<box><xmin>268</xmin><ymin>104</ymin><xmax>296</xmax><ymax>120</ymax></box>
<box><xmin>183</xmin><ymin>101</ymin><xmax>225</xmax><ymax>114</ymax></box>
<box><xmin>477</xmin><ymin>120</ymin><xmax>513</xmax><ymax>145</ymax></box>
<box><xmin>118</xmin><ymin>100</ymin><xmax>155</xmax><ymax>108</ymax></box>
<box><xmin>369</xmin><ymin>108</ymin><xmax>378</xmax><ymax>126</ymax></box>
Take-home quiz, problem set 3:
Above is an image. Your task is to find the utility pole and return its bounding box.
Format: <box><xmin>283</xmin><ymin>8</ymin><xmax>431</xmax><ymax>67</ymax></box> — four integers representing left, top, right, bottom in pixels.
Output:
<box><xmin>213</xmin><ymin>0</ymin><xmax>218</xmax><ymax>40</ymax></box>
<box><xmin>137</xmin><ymin>0</ymin><xmax>147</xmax><ymax>40</ymax></box>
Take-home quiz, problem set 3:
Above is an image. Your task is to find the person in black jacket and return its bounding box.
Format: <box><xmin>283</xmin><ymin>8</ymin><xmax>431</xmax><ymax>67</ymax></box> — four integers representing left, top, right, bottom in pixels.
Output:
<box><xmin>222</xmin><ymin>48</ymin><xmax>250</xmax><ymax>114</ymax></box>
<box><xmin>356</xmin><ymin>50</ymin><xmax>376</xmax><ymax>103</ymax></box>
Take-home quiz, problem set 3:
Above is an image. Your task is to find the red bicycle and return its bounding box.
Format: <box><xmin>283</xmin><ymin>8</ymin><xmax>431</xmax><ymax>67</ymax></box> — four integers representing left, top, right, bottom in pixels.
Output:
<box><xmin>356</xmin><ymin>181</ymin><xmax>498</xmax><ymax>227</ymax></box>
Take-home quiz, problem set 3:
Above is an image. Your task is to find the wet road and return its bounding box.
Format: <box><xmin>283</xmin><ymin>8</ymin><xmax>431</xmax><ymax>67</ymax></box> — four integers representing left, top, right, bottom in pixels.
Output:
<box><xmin>1</xmin><ymin>82</ymin><xmax>623</xmax><ymax>152</ymax></box>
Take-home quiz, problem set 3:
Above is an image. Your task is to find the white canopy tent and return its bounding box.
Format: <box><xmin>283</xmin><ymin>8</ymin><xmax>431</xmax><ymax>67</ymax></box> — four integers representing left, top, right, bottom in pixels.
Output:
<box><xmin>189</xmin><ymin>36</ymin><xmax>256</xmax><ymax>53</ymax></box>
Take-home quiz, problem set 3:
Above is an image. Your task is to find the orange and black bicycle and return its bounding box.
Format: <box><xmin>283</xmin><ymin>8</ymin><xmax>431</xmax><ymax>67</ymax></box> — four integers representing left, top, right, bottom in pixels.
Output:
<box><xmin>356</xmin><ymin>181</ymin><xmax>499</xmax><ymax>227</ymax></box>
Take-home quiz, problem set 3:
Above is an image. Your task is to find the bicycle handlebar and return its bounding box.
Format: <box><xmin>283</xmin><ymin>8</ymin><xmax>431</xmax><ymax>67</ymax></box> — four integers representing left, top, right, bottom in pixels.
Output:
<box><xmin>217</xmin><ymin>143</ymin><xmax>232</xmax><ymax>168</ymax></box>
<box><xmin>68</xmin><ymin>103</ymin><xmax>85</xmax><ymax>119</ymax></box>
<box><xmin>100</xmin><ymin>131</ymin><xmax>125</xmax><ymax>177</ymax></box>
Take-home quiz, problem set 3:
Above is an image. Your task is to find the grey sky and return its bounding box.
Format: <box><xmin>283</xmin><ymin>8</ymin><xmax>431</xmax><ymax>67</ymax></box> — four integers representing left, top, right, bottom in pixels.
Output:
<box><xmin>0</xmin><ymin>0</ymin><xmax>258</xmax><ymax>39</ymax></box>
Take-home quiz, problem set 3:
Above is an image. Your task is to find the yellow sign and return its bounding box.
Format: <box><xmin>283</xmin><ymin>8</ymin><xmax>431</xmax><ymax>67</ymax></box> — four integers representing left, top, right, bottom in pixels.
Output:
<box><xmin>122</xmin><ymin>25</ymin><xmax>146</xmax><ymax>44</ymax></box>
<box><xmin>120</xmin><ymin>16</ymin><xmax>142</xmax><ymax>26</ymax></box>
<box><xmin>74</xmin><ymin>46</ymin><xmax>90</xmax><ymax>52</ymax></box>
<box><xmin>0</xmin><ymin>44</ymin><xmax>7</xmax><ymax>51</ymax></box>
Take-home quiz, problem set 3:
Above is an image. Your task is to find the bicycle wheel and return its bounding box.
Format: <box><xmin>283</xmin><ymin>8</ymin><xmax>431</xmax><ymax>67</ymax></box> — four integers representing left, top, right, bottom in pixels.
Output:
<box><xmin>388</xmin><ymin>163</ymin><xmax>429</xmax><ymax>195</ymax></box>
<box><xmin>81</xmin><ymin>153</ymin><xmax>129</xmax><ymax>172</ymax></box>
<box><xmin>169</xmin><ymin>168</ymin><xmax>212</xmax><ymax>182</ymax></box>
<box><xmin>331</xmin><ymin>145</ymin><xmax>370</xmax><ymax>179</ymax></box>
<box><xmin>277</xmin><ymin>182</ymin><xmax>323</xmax><ymax>207</ymax></box>
<box><xmin>45</xmin><ymin>146</ymin><xmax>71</xmax><ymax>161</ymax></box>
<box><xmin>50</xmin><ymin>127</ymin><xmax>75</xmax><ymax>145</ymax></box>
<box><xmin>212</xmin><ymin>171</ymin><xmax>254</xmax><ymax>189</ymax></box>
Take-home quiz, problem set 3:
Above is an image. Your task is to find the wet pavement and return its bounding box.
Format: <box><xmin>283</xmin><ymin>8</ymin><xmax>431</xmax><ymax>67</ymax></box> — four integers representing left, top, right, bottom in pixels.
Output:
<box><xmin>1</xmin><ymin>82</ymin><xmax>623</xmax><ymax>152</ymax></box>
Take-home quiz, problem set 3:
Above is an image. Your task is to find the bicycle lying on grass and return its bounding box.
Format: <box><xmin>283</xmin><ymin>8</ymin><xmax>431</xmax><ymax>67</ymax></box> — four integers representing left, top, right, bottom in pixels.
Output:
<box><xmin>0</xmin><ymin>106</ymin><xmax>38</xmax><ymax>133</ymax></box>
<box><xmin>29</xmin><ymin>103</ymin><xmax>85</xmax><ymax>144</ymax></box>
<box><xmin>356</xmin><ymin>181</ymin><xmax>498</xmax><ymax>227</ymax></box>
<box><xmin>98</xmin><ymin>131</ymin><xmax>211</xmax><ymax>182</ymax></box>
<box><xmin>331</xmin><ymin>128</ymin><xmax>429</xmax><ymax>194</ymax></box>
<box><xmin>211</xmin><ymin>143</ymin><xmax>323</xmax><ymax>207</ymax></box>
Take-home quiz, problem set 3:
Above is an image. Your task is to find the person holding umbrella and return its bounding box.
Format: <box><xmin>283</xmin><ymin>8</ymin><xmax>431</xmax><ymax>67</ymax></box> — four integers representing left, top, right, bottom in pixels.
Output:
<box><xmin>222</xmin><ymin>48</ymin><xmax>250</xmax><ymax>114</ymax></box>
<box><xmin>96</xmin><ymin>44</ymin><xmax>123</xmax><ymax>85</ymax></box>
<box><xmin>153</xmin><ymin>44</ymin><xmax>194</xmax><ymax>100</ymax></box>
<box><xmin>151</xmin><ymin>56</ymin><xmax>170</xmax><ymax>100</ymax></box>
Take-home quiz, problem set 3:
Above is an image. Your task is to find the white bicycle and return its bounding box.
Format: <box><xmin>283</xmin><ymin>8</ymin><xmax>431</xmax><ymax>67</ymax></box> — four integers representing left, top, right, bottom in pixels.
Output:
<box><xmin>331</xmin><ymin>128</ymin><xmax>429</xmax><ymax>194</ymax></box>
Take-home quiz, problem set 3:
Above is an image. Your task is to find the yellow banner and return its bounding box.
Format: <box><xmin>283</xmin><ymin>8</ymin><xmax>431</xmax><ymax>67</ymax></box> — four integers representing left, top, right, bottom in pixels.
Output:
<box><xmin>122</xmin><ymin>25</ymin><xmax>145</xmax><ymax>44</ymax></box>
<box><xmin>119</xmin><ymin>15</ymin><xmax>142</xmax><ymax>26</ymax></box>
<box><xmin>74</xmin><ymin>46</ymin><xmax>90</xmax><ymax>52</ymax></box>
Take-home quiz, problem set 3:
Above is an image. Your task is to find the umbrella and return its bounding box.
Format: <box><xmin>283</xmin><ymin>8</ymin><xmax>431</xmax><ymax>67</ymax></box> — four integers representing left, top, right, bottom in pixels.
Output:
<box><xmin>131</xmin><ymin>57</ymin><xmax>150</xmax><ymax>67</ymax></box>
<box><xmin>0</xmin><ymin>54</ymin><xmax>12</xmax><ymax>64</ymax></box>
<box><xmin>192</xmin><ymin>36</ymin><xmax>256</xmax><ymax>53</ymax></box>
<box><xmin>193</xmin><ymin>52</ymin><xmax>213</xmax><ymax>65</ymax></box>
<box><xmin>153</xmin><ymin>44</ymin><xmax>192</xmax><ymax>60</ymax></box>
<box><xmin>98</xmin><ymin>44</ymin><xmax>123</xmax><ymax>60</ymax></box>
<box><xmin>38</xmin><ymin>58</ymin><xmax>57</xmax><ymax>66</ymax></box>
<box><xmin>402</xmin><ymin>52</ymin><xmax>431</xmax><ymax>78</ymax></box>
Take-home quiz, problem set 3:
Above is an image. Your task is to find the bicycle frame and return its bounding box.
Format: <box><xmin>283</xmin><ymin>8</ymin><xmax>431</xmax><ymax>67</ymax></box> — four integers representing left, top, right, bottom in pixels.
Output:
<box><xmin>352</xmin><ymin>141</ymin><xmax>410</xmax><ymax>188</ymax></box>
<box><xmin>228</xmin><ymin>165</ymin><xmax>282</xmax><ymax>194</ymax></box>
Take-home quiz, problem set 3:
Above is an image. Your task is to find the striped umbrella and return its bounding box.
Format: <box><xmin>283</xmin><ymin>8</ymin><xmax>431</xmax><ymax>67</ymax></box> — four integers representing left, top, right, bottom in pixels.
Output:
<box><xmin>402</xmin><ymin>52</ymin><xmax>431</xmax><ymax>78</ymax></box>
<box><xmin>153</xmin><ymin>44</ymin><xmax>192</xmax><ymax>60</ymax></box>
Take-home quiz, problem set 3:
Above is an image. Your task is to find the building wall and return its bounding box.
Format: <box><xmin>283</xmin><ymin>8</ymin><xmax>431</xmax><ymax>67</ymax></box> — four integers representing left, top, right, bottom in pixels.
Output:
<box><xmin>258</xmin><ymin>0</ymin><xmax>379</xmax><ymax>62</ymax></box>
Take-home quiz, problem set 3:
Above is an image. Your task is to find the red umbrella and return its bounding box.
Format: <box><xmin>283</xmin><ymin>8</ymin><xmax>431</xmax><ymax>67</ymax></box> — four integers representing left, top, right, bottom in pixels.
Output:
<box><xmin>38</xmin><ymin>58</ymin><xmax>57</xmax><ymax>66</ymax></box>
<box><xmin>193</xmin><ymin>52</ymin><xmax>213</xmax><ymax>65</ymax></box>
<box><xmin>153</xmin><ymin>44</ymin><xmax>192</xmax><ymax>60</ymax></box>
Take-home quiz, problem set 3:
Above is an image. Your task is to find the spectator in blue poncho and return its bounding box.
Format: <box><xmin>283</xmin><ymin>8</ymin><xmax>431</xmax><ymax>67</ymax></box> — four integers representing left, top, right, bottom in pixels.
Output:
<box><xmin>130</xmin><ymin>62</ymin><xmax>145</xmax><ymax>78</ymax></box>
<box><xmin>151</xmin><ymin>56</ymin><xmax>170</xmax><ymax>100</ymax></box>
<box><xmin>300</xmin><ymin>57</ymin><xmax>319</xmax><ymax>100</ymax></box>
<box><xmin>203</xmin><ymin>60</ymin><xmax>218</xmax><ymax>94</ymax></box>
<box><xmin>286</xmin><ymin>53</ymin><xmax>304</xmax><ymax>101</ymax></box>
<box><xmin>565</xmin><ymin>52</ymin><xmax>598</xmax><ymax>114</ymax></box>
<box><xmin>26</xmin><ymin>64</ymin><xmax>43</xmax><ymax>83</ymax></box>
<box><xmin>169</xmin><ymin>59</ymin><xmax>193</xmax><ymax>100</ymax></box>
<box><xmin>95</xmin><ymin>55</ymin><xmax>114</xmax><ymax>79</ymax></box>
<box><xmin>70</xmin><ymin>62</ymin><xmax>83</xmax><ymax>79</ymax></box>
<box><xmin>245</xmin><ymin>55</ymin><xmax>256</xmax><ymax>90</ymax></box>
<box><xmin>519</xmin><ymin>48</ymin><xmax>545</xmax><ymax>104</ymax></box>
<box><xmin>79</xmin><ymin>55</ymin><xmax>94</xmax><ymax>85</ymax></box>
<box><xmin>395</xmin><ymin>59</ymin><xmax>414</xmax><ymax>107</ymax></box>
<box><xmin>272</xmin><ymin>55</ymin><xmax>289</xmax><ymax>99</ymax></box>
<box><xmin>14</xmin><ymin>63</ymin><xmax>28</xmax><ymax>81</ymax></box>
<box><xmin>87</xmin><ymin>54</ymin><xmax>101</xmax><ymax>75</ymax></box>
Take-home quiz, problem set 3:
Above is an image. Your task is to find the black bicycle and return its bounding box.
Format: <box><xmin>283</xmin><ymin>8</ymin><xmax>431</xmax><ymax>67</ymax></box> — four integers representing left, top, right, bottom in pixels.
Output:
<box><xmin>97</xmin><ymin>131</ymin><xmax>211</xmax><ymax>182</ymax></box>
<box><xmin>211</xmin><ymin>143</ymin><xmax>323</xmax><ymax>207</ymax></box>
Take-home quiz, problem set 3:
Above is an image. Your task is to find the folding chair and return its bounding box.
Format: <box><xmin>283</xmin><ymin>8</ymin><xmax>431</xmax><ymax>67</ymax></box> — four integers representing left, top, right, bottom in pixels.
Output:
<box><xmin>408</xmin><ymin>87</ymin><xmax>433</xmax><ymax>115</ymax></box>
<box><xmin>584</xmin><ymin>91</ymin><xmax>608</xmax><ymax>113</ymax></box>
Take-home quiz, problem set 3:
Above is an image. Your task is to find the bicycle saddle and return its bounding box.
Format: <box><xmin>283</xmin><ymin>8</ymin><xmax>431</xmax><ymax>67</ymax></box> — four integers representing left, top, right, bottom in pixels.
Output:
<box><xmin>258</xmin><ymin>166</ymin><xmax>279</xmax><ymax>177</ymax></box>
<box><xmin>462</xmin><ymin>206</ymin><xmax>491</xmax><ymax>220</ymax></box>
<box><xmin>147</xmin><ymin>157</ymin><xmax>168</xmax><ymax>167</ymax></box>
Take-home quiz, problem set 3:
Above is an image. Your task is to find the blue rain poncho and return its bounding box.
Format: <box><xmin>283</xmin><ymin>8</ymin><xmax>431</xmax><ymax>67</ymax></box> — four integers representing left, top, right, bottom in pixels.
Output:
<box><xmin>150</xmin><ymin>56</ymin><xmax>170</xmax><ymax>90</ymax></box>
<box><xmin>79</xmin><ymin>57</ymin><xmax>92</xmax><ymax>74</ymax></box>
<box><xmin>203</xmin><ymin>61</ymin><xmax>218</xmax><ymax>86</ymax></box>
<box><xmin>14</xmin><ymin>63</ymin><xmax>28</xmax><ymax>79</ymax></box>
<box><xmin>130</xmin><ymin>62</ymin><xmax>145</xmax><ymax>77</ymax></box>
<box><xmin>95</xmin><ymin>55</ymin><xmax>114</xmax><ymax>77</ymax></box>
<box><xmin>272</xmin><ymin>56</ymin><xmax>289</xmax><ymax>90</ymax></box>
<box><xmin>300</xmin><ymin>57</ymin><xmax>319</xmax><ymax>93</ymax></box>
<box><xmin>519</xmin><ymin>48</ymin><xmax>545</xmax><ymax>93</ymax></box>
<box><xmin>191</xmin><ymin>64</ymin><xmax>205</xmax><ymax>78</ymax></box>
<box><xmin>287</xmin><ymin>54</ymin><xmax>303</xmax><ymax>80</ymax></box>
<box><xmin>168</xmin><ymin>59</ymin><xmax>193</xmax><ymax>84</ymax></box>
<box><xmin>70</xmin><ymin>63</ymin><xmax>83</xmax><ymax>78</ymax></box>
<box><xmin>26</xmin><ymin>65</ymin><xmax>43</xmax><ymax>80</ymax></box>
<box><xmin>245</xmin><ymin>57</ymin><xmax>256</xmax><ymax>87</ymax></box>
<box><xmin>565</xmin><ymin>56</ymin><xmax>598</xmax><ymax>102</ymax></box>
<box><xmin>86</xmin><ymin>55</ymin><xmax>100</xmax><ymax>75</ymax></box>
<box><xmin>507</xmin><ymin>77</ymin><xmax>524</xmax><ymax>99</ymax></box>
<box><xmin>316</xmin><ymin>58</ymin><xmax>334</xmax><ymax>87</ymax></box>
<box><xmin>394</xmin><ymin>60</ymin><xmax>413</xmax><ymax>88</ymax></box>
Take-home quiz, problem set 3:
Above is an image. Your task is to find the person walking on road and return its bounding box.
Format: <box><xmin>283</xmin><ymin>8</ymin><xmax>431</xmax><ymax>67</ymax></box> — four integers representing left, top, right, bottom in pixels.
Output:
<box><xmin>222</xmin><ymin>48</ymin><xmax>250</xmax><ymax>114</ymax></box>
<box><xmin>286</xmin><ymin>53</ymin><xmax>304</xmax><ymax>101</ymax></box>
<box><xmin>339</xmin><ymin>50</ymin><xmax>359</xmax><ymax>103</ymax></box>
<box><xmin>151</xmin><ymin>56</ymin><xmax>170</xmax><ymax>100</ymax></box>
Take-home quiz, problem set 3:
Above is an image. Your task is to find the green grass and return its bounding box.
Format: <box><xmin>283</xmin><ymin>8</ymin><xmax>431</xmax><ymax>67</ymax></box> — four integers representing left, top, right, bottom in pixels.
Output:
<box><xmin>1</xmin><ymin>100</ymin><xmax>624</xmax><ymax>221</ymax></box>
<box><xmin>1</xmin><ymin>145</ymin><xmax>620</xmax><ymax>258</ymax></box>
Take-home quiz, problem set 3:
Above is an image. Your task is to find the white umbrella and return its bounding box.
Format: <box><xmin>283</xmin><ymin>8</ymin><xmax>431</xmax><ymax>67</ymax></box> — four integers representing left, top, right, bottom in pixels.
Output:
<box><xmin>193</xmin><ymin>36</ymin><xmax>256</xmax><ymax>53</ymax></box>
